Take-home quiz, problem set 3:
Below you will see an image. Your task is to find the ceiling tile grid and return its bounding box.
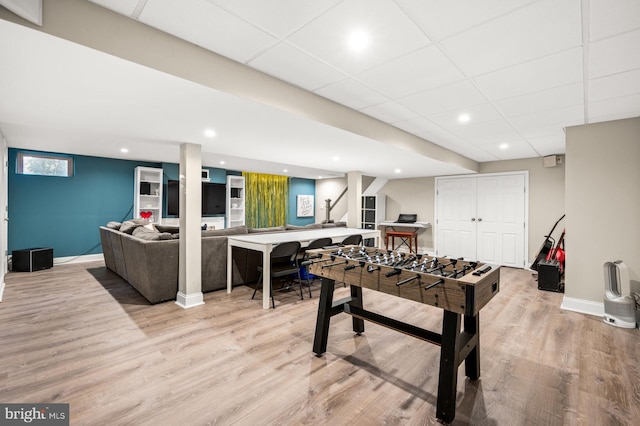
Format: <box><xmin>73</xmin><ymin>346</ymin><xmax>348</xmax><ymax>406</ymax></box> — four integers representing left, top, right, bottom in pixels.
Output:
<box><xmin>23</xmin><ymin>0</ymin><xmax>640</xmax><ymax>174</ymax></box>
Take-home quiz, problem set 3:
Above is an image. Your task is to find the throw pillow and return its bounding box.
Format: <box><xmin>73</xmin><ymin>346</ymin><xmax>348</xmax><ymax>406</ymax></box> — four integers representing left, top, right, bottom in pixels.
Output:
<box><xmin>120</xmin><ymin>219</ymin><xmax>149</xmax><ymax>234</ymax></box>
<box><xmin>106</xmin><ymin>221</ymin><xmax>122</xmax><ymax>230</ymax></box>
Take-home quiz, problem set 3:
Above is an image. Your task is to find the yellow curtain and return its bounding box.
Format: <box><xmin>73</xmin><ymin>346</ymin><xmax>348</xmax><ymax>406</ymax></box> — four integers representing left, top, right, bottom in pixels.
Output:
<box><xmin>243</xmin><ymin>172</ymin><xmax>288</xmax><ymax>228</ymax></box>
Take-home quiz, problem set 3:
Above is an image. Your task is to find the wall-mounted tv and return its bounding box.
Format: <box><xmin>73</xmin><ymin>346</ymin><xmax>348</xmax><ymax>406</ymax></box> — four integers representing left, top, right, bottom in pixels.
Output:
<box><xmin>167</xmin><ymin>180</ymin><xmax>226</xmax><ymax>216</ymax></box>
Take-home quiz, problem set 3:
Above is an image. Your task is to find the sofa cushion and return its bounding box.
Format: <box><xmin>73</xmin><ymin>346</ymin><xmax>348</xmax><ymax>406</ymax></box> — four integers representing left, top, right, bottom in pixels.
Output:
<box><xmin>248</xmin><ymin>226</ymin><xmax>286</xmax><ymax>233</ymax></box>
<box><xmin>120</xmin><ymin>219</ymin><xmax>149</xmax><ymax>234</ymax></box>
<box><xmin>132</xmin><ymin>226</ymin><xmax>172</xmax><ymax>241</ymax></box>
<box><xmin>106</xmin><ymin>221</ymin><xmax>122</xmax><ymax>230</ymax></box>
<box><xmin>154</xmin><ymin>224</ymin><xmax>180</xmax><ymax>234</ymax></box>
<box><xmin>202</xmin><ymin>226</ymin><xmax>249</xmax><ymax>237</ymax></box>
<box><xmin>285</xmin><ymin>223</ymin><xmax>322</xmax><ymax>230</ymax></box>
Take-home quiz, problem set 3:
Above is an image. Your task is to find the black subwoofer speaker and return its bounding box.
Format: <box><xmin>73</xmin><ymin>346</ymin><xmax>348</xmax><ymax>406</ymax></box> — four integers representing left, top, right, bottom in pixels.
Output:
<box><xmin>12</xmin><ymin>247</ymin><xmax>54</xmax><ymax>272</ymax></box>
<box><xmin>538</xmin><ymin>259</ymin><xmax>563</xmax><ymax>292</ymax></box>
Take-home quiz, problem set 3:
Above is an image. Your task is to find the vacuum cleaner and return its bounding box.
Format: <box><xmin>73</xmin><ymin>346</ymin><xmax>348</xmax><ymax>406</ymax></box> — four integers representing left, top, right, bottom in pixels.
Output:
<box><xmin>603</xmin><ymin>260</ymin><xmax>637</xmax><ymax>328</ymax></box>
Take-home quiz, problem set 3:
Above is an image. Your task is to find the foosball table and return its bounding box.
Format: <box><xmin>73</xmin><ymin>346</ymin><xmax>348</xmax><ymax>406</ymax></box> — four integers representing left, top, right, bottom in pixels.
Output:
<box><xmin>306</xmin><ymin>246</ymin><xmax>500</xmax><ymax>424</ymax></box>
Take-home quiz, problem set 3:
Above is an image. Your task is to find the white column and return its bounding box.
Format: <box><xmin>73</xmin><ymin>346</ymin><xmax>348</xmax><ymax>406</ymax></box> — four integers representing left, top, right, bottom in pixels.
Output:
<box><xmin>347</xmin><ymin>171</ymin><xmax>362</xmax><ymax>228</ymax></box>
<box><xmin>176</xmin><ymin>142</ymin><xmax>204</xmax><ymax>308</ymax></box>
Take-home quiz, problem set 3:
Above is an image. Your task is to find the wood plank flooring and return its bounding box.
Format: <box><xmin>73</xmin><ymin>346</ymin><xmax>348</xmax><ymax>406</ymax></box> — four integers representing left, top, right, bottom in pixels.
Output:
<box><xmin>1</xmin><ymin>262</ymin><xmax>639</xmax><ymax>425</ymax></box>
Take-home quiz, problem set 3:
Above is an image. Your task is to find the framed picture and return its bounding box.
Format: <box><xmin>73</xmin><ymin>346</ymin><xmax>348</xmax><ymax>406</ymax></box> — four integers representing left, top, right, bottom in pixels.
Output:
<box><xmin>296</xmin><ymin>195</ymin><xmax>314</xmax><ymax>217</ymax></box>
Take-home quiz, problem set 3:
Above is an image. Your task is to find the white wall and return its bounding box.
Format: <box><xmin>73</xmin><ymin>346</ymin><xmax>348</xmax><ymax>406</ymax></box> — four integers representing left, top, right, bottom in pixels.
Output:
<box><xmin>565</xmin><ymin>117</ymin><xmax>640</xmax><ymax>305</ymax></box>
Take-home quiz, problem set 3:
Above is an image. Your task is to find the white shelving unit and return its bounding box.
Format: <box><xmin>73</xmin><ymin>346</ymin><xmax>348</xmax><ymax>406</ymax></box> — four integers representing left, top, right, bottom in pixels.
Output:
<box><xmin>134</xmin><ymin>166</ymin><xmax>163</xmax><ymax>223</ymax></box>
<box><xmin>226</xmin><ymin>175</ymin><xmax>245</xmax><ymax>228</ymax></box>
<box><xmin>361</xmin><ymin>195</ymin><xmax>385</xmax><ymax>246</ymax></box>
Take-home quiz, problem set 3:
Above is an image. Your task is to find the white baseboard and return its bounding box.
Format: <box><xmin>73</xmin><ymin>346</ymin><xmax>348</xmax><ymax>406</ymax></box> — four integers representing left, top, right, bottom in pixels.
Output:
<box><xmin>0</xmin><ymin>280</ymin><xmax>5</xmax><ymax>302</ymax></box>
<box><xmin>175</xmin><ymin>291</ymin><xmax>204</xmax><ymax>309</ymax></box>
<box><xmin>561</xmin><ymin>296</ymin><xmax>604</xmax><ymax>318</ymax></box>
<box><xmin>53</xmin><ymin>253</ymin><xmax>104</xmax><ymax>265</ymax></box>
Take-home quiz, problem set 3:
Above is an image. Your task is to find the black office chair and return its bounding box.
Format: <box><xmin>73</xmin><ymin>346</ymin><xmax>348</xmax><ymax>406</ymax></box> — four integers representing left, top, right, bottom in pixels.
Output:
<box><xmin>252</xmin><ymin>241</ymin><xmax>303</xmax><ymax>309</ymax></box>
<box><xmin>300</xmin><ymin>237</ymin><xmax>333</xmax><ymax>297</ymax></box>
<box><xmin>340</xmin><ymin>234</ymin><xmax>363</xmax><ymax>246</ymax></box>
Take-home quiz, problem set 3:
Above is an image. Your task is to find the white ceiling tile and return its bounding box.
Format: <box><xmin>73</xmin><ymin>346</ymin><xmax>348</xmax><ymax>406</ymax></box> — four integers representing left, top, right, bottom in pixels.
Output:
<box><xmin>589</xmin><ymin>0</ymin><xmax>640</xmax><ymax>42</ymax></box>
<box><xmin>359</xmin><ymin>101</ymin><xmax>419</xmax><ymax>124</ymax></box>
<box><xmin>427</xmin><ymin>103</ymin><xmax>503</xmax><ymax>129</ymax></box>
<box><xmin>139</xmin><ymin>0</ymin><xmax>277</xmax><ymax>63</ymax></box>
<box><xmin>589</xmin><ymin>29</ymin><xmax>640</xmax><ymax>79</ymax></box>
<box><xmin>449</xmin><ymin>119</ymin><xmax>524</xmax><ymax>145</ymax></box>
<box><xmin>208</xmin><ymin>0</ymin><xmax>342</xmax><ymax>37</ymax></box>
<box><xmin>356</xmin><ymin>45</ymin><xmax>464</xmax><ymax>98</ymax></box>
<box><xmin>440</xmin><ymin>0</ymin><xmax>582</xmax><ymax>76</ymax></box>
<box><xmin>393</xmin><ymin>117</ymin><xmax>439</xmax><ymax>135</ymax></box>
<box><xmin>518</xmin><ymin>125</ymin><xmax>566</xmax><ymax>141</ymax></box>
<box><xmin>526</xmin><ymin>135</ymin><xmax>566</xmax><ymax>156</ymax></box>
<box><xmin>588</xmin><ymin>93</ymin><xmax>640</xmax><ymax>121</ymax></box>
<box><xmin>590</xmin><ymin>68</ymin><xmax>640</xmax><ymax>102</ymax></box>
<box><xmin>509</xmin><ymin>105</ymin><xmax>585</xmax><ymax>132</ymax></box>
<box><xmin>286</xmin><ymin>0</ymin><xmax>430</xmax><ymax>75</ymax></box>
<box><xmin>399</xmin><ymin>80</ymin><xmax>487</xmax><ymax>116</ymax></box>
<box><xmin>88</xmin><ymin>0</ymin><xmax>139</xmax><ymax>16</ymax></box>
<box><xmin>249</xmin><ymin>42</ymin><xmax>347</xmax><ymax>91</ymax></box>
<box><xmin>495</xmin><ymin>83</ymin><xmax>584</xmax><ymax>118</ymax></box>
<box><xmin>395</xmin><ymin>0</ymin><xmax>536</xmax><ymax>41</ymax></box>
<box><xmin>314</xmin><ymin>78</ymin><xmax>388</xmax><ymax>110</ymax></box>
<box><xmin>488</xmin><ymin>140</ymin><xmax>539</xmax><ymax>160</ymax></box>
<box><xmin>473</xmin><ymin>48</ymin><xmax>583</xmax><ymax>100</ymax></box>
<box><xmin>454</xmin><ymin>147</ymin><xmax>499</xmax><ymax>162</ymax></box>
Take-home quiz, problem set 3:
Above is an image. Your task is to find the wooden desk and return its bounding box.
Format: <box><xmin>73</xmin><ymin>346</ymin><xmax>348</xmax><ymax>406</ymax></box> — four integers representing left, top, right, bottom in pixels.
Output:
<box><xmin>227</xmin><ymin>228</ymin><xmax>381</xmax><ymax>309</ymax></box>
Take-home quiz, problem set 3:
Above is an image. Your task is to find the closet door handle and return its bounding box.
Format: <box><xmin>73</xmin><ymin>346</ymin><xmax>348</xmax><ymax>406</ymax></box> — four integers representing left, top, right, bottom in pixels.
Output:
<box><xmin>471</xmin><ymin>217</ymin><xmax>476</xmax><ymax>222</ymax></box>
<box><xmin>477</xmin><ymin>217</ymin><xmax>483</xmax><ymax>222</ymax></box>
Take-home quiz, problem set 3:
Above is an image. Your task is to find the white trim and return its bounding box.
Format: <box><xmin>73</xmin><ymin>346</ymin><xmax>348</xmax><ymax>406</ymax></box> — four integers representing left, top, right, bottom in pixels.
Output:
<box><xmin>175</xmin><ymin>291</ymin><xmax>204</xmax><ymax>309</ymax></box>
<box><xmin>53</xmin><ymin>253</ymin><xmax>104</xmax><ymax>265</ymax></box>
<box><xmin>0</xmin><ymin>280</ymin><xmax>5</xmax><ymax>302</ymax></box>
<box><xmin>561</xmin><ymin>296</ymin><xmax>604</xmax><ymax>318</ymax></box>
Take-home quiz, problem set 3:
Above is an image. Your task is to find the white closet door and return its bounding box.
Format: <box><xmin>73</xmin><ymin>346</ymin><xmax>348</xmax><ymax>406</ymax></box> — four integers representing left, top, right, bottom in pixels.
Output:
<box><xmin>436</xmin><ymin>172</ymin><xmax>527</xmax><ymax>267</ymax></box>
<box><xmin>476</xmin><ymin>174</ymin><xmax>525</xmax><ymax>267</ymax></box>
<box><xmin>436</xmin><ymin>177</ymin><xmax>477</xmax><ymax>259</ymax></box>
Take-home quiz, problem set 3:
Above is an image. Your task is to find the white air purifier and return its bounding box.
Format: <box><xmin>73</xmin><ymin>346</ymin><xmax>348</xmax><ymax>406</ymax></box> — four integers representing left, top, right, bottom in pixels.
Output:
<box><xmin>603</xmin><ymin>260</ymin><xmax>637</xmax><ymax>328</ymax></box>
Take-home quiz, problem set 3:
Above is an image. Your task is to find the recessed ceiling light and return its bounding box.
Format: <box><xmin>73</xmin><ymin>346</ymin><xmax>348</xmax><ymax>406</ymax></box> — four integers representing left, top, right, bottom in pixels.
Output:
<box><xmin>219</xmin><ymin>160</ymin><xmax>225</xmax><ymax>165</ymax></box>
<box><xmin>394</xmin><ymin>168</ymin><xmax>402</xmax><ymax>174</ymax></box>
<box><xmin>204</xmin><ymin>129</ymin><xmax>216</xmax><ymax>138</ymax></box>
<box><xmin>332</xmin><ymin>156</ymin><xmax>340</xmax><ymax>161</ymax></box>
<box><xmin>347</xmin><ymin>29</ymin><xmax>369</xmax><ymax>51</ymax></box>
<box><xmin>458</xmin><ymin>114</ymin><xmax>470</xmax><ymax>123</ymax></box>
<box><xmin>283</xmin><ymin>169</ymin><xmax>288</xmax><ymax>173</ymax></box>
<box><xmin>499</xmin><ymin>143</ymin><xmax>509</xmax><ymax>150</ymax></box>
<box><xmin>318</xmin><ymin>176</ymin><xmax>323</xmax><ymax>179</ymax></box>
<box><xmin>120</xmin><ymin>148</ymin><xmax>129</xmax><ymax>153</ymax></box>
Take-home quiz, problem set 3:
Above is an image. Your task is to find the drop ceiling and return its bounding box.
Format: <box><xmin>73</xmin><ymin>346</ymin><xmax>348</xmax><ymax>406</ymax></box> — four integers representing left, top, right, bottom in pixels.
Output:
<box><xmin>1</xmin><ymin>0</ymin><xmax>639</xmax><ymax>179</ymax></box>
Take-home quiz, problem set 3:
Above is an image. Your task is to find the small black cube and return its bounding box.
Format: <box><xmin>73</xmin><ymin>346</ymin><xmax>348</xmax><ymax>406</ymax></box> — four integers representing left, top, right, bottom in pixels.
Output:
<box><xmin>12</xmin><ymin>247</ymin><xmax>54</xmax><ymax>272</ymax></box>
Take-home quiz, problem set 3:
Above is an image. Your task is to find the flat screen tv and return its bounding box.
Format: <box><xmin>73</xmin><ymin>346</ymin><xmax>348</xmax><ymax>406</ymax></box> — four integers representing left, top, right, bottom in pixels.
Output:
<box><xmin>167</xmin><ymin>180</ymin><xmax>226</xmax><ymax>216</ymax></box>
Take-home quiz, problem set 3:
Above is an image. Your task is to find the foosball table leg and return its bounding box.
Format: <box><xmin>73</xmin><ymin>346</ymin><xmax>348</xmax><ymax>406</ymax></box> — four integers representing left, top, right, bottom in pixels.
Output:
<box><xmin>464</xmin><ymin>314</ymin><xmax>480</xmax><ymax>380</ymax></box>
<box><xmin>313</xmin><ymin>277</ymin><xmax>336</xmax><ymax>356</ymax></box>
<box><xmin>350</xmin><ymin>285</ymin><xmax>365</xmax><ymax>335</ymax></box>
<box><xmin>437</xmin><ymin>310</ymin><xmax>462</xmax><ymax>424</ymax></box>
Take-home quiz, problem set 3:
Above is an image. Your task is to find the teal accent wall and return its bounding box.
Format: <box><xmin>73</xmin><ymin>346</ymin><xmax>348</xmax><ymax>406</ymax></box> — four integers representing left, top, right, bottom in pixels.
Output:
<box><xmin>7</xmin><ymin>149</ymin><xmax>156</xmax><ymax>258</ymax></box>
<box><xmin>7</xmin><ymin>148</ymin><xmax>316</xmax><ymax>258</ymax></box>
<box><xmin>288</xmin><ymin>178</ymin><xmax>316</xmax><ymax>225</ymax></box>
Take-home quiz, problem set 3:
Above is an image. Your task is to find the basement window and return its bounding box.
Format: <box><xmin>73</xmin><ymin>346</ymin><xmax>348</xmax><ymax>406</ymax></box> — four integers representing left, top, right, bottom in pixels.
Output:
<box><xmin>17</xmin><ymin>152</ymin><xmax>74</xmax><ymax>177</ymax></box>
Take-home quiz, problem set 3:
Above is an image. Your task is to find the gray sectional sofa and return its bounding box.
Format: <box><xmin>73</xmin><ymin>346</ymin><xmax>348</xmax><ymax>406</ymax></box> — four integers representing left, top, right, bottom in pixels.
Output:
<box><xmin>99</xmin><ymin>220</ymin><xmax>344</xmax><ymax>304</ymax></box>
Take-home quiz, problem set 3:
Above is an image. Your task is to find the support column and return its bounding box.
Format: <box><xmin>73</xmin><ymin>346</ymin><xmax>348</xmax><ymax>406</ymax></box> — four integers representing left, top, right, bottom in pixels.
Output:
<box><xmin>176</xmin><ymin>142</ymin><xmax>204</xmax><ymax>308</ymax></box>
<box><xmin>346</xmin><ymin>171</ymin><xmax>362</xmax><ymax>228</ymax></box>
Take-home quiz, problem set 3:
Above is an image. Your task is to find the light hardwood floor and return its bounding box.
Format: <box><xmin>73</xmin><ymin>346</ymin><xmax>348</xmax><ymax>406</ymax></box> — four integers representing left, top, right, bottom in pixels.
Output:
<box><xmin>1</xmin><ymin>262</ymin><xmax>638</xmax><ymax>425</ymax></box>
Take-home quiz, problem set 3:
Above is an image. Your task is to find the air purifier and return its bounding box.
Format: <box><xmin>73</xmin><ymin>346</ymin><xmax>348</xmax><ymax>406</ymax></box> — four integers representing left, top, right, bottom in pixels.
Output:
<box><xmin>603</xmin><ymin>260</ymin><xmax>636</xmax><ymax>328</ymax></box>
